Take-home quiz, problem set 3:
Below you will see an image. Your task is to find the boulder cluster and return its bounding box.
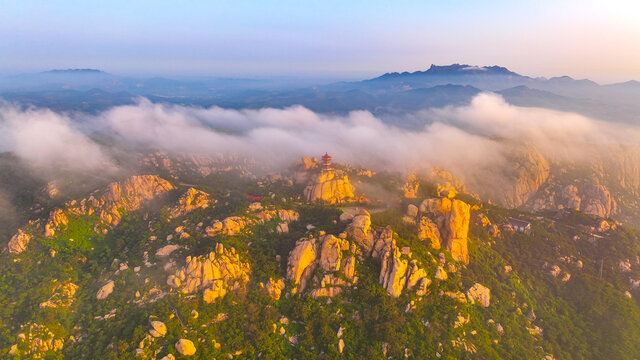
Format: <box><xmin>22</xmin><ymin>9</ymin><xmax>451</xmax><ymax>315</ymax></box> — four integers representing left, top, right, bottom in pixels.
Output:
<box><xmin>8</xmin><ymin>323</ymin><xmax>65</xmax><ymax>358</ymax></box>
<box><xmin>287</xmin><ymin>210</ymin><xmax>431</xmax><ymax>299</ymax></box>
<box><xmin>205</xmin><ymin>203</ymin><xmax>299</xmax><ymax>237</ymax></box>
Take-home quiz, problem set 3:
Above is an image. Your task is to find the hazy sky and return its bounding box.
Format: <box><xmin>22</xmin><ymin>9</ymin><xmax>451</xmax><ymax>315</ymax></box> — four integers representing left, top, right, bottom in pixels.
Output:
<box><xmin>1</xmin><ymin>0</ymin><xmax>639</xmax><ymax>82</ymax></box>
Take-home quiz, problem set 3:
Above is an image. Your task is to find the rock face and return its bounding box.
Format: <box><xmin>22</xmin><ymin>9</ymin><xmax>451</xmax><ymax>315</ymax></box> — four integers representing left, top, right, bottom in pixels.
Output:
<box><xmin>304</xmin><ymin>170</ymin><xmax>355</xmax><ymax>204</ymax></box>
<box><xmin>175</xmin><ymin>339</ymin><xmax>196</xmax><ymax>356</ymax></box>
<box><xmin>169</xmin><ymin>188</ymin><xmax>211</xmax><ymax>218</ymax></box>
<box><xmin>466</xmin><ymin>283</ymin><xmax>491</xmax><ymax>307</ymax></box>
<box><xmin>420</xmin><ymin>197</ymin><xmax>471</xmax><ymax>264</ymax></box>
<box><xmin>96</xmin><ymin>280</ymin><xmax>115</xmax><ymax>300</ymax></box>
<box><xmin>167</xmin><ymin>243</ymin><xmax>250</xmax><ymax>304</ymax></box>
<box><xmin>500</xmin><ymin>149</ymin><xmax>550</xmax><ymax>208</ymax></box>
<box><xmin>8</xmin><ymin>175</ymin><xmax>175</xmax><ymax>254</ymax></box>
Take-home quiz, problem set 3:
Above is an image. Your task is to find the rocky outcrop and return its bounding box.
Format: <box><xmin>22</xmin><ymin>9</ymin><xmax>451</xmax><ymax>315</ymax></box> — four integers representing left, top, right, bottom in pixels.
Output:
<box><xmin>169</xmin><ymin>188</ymin><xmax>212</xmax><ymax>218</ymax></box>
<box><xmin>300</xmin><ymin>156</ymin><xmax>318</xmax><ymax>170</ymax></box>
<box><xmin>286</xmin><ymin>234</ymin><xmax>357</xmax><ymax>296</ymax></box>
<box><xmin>402</xmin><ymin>172</ymin><xmax>420</xmax><ymax>198</ymax></box>
<box><xmin>379</xmin><ymin>245</ymin><xmax>430</xmax><ymax>297</ymax></box>
<box><xmin>466</xmin><ymin>283</ymin><xmax>490</xmax><ymax>307</ymax></box>
<box><xmin>8</xmin><ymin>229</ymin><xmax>32</xmax><ymax>254</ymax></box>
<box><xmin>9</xmin><ymin>323</ymin><xmax>64</xmax><ymax>358</ymax></box>
<box><xmin>346</xmin><ymin>210</ymin><xmax>374</xmax><ymax>253</ymax></box>
<box><xmin>419</xmin><ymin>197</ymin><xmax>471</xmax><ymax>264</ymax></box>
<box><xmin>304</xmin><ymin>170</ymin><xmax>355</xmax><ymax>204</ymax></box>
<box><xmin>206</xmin><ymin>216</ymin><xmax>246</xmax><ymax>236</ymax></box>
<box><xmin>96</xmin><ymin>280</ymin><xmax>115</xmax><ymax>300</ymax></box>
<box><xmin>260</xmin><ymin>278</ymin><xmax>285</xmax><ymax>300</ymax></box>
<box><xmin>149</xmin><ymin>321</ymin><xmax>167</xmax><ymax>338</ymax></box>
<box><xmin>166</xmin><ymin>243</ymin><xmax>250</xmax><ymax>304</ymax></box>
<box><xmin>529</xmin><ymin>175</ymin><xmax>617</xmax><ymax>218</ymax></box>
<box><xmin>175</xmin><ymin>339</ymin><xmax>196</xmax><ymax>356</ymax></box>
<box><xmin>45</xmin><ymin>209</ymin><xmax>68</xmax><ymax>237</ymax></box>
<box><xmin>8</xmin><ymin>175</ymin><xmax>174</xmax><ymax>254</ymax></box>
<box><xmin>287</xmin><ymin>239</ymin><xmax>318</xmax><ymax>290</ymax></box>
<box><xmin>343</xmin><ymin>210</ymin><xmax>430</xmax><ymax>297</ymax></box>
<box><xmin>39</xmin><ymin>281</ymin><xmax>78</xmax><ymax>309</ymax></box>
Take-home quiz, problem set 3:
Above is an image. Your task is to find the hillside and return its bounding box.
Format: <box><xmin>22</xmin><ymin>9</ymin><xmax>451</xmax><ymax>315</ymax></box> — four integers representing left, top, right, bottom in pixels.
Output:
<box><xmin>1</xmin><ymin>155</ymin><xmax>640</xmax><ymax>359</ymax></box>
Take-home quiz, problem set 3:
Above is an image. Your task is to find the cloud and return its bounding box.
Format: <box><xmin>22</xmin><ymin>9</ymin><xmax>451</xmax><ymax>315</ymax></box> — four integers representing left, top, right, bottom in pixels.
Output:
<box><xmin>0</xmin><ymin>104</ymin><xmax>114</xmax><ymax>171</ymax></box>
<box><xmin>1</xmin><ymin>94</ymin><xmax>639</xmax><ymax>201</ymax></box>
<box><xmin>98</xmin><ymin>98</ymin><xmax>506</xmax><ymax>174</ymax></box>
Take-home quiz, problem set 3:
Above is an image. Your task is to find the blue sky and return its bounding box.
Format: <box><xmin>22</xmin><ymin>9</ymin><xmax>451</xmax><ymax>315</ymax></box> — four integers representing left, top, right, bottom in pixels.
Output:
<box><xmin>1</xmin><ymin>0</ymin><xmax>639</xmax><ymax>82</ymax></box>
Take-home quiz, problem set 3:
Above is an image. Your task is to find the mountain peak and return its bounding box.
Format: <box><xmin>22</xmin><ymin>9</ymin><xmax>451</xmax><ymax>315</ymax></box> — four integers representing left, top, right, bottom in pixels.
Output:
<box><xmin>377</xmin><ymin>64</ymin><xmax>520</xmax><ymax>79</ymax></box>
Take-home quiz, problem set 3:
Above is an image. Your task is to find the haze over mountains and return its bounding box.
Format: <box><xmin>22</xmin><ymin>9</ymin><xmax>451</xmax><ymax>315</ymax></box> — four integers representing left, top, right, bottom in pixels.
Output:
<box><xmin>2</xmin><ymin>64</ymin><xmax>639</xmax><ymax>125</ymax></box>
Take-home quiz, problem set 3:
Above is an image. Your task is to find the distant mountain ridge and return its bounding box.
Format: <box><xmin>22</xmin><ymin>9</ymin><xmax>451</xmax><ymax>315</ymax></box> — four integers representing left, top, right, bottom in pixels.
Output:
<box><xmin>44</xmin><ymin>68</ymin><xmax>107</xmax><ymax>74</ymax></box>
<box><xmin>1</xmin><ymin>64</ymin><xmax>639</xmax><ymax>124</ymax></box>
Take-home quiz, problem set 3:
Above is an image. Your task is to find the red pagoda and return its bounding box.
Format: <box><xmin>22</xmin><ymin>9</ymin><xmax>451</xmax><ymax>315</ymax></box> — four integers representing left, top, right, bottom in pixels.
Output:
<box><xmin>321</xmin><ymin>152</ymin><xmax>332</xmax><ymax>171</ymax></box>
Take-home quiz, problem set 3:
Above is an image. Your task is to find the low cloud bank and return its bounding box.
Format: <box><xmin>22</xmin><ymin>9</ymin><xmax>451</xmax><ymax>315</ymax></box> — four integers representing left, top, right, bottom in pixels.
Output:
<box><xmin>1</xmin><ymin>93</ymin><xmax>638</xmax><ymax>188</ymax></box>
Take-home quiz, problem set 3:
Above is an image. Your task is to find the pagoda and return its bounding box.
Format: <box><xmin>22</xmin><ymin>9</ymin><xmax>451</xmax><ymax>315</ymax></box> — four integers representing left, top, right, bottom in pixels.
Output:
<box><xmin>321</xmin><ymin>152</ymin><xmax>332</xmax><ymax>171</ymax></box>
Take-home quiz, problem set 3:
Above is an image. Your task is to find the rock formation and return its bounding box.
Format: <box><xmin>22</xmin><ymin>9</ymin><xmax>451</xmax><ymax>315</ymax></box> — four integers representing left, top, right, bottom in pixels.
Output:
<box><xmin>419</xmin><ymin>197</ymin><xmax>471</xmax><ymax>264</ymax></box>
<box><xmin>169</xmin><ymin>188</ymin><xmax>212</xmax><ymax>218</ymax></box>
<box><xmin>167</xmin><ymin>243</ymin><xmax>250</xmax><ymax>304</ymax></box>
<box><xmin>8</xmin><ymin>229</ymin><xmax>32</xmax><ymax>254</ymax></box>
<box><xmin>286</xmin><ymin>234</ymin><xmax>357</xmax><ymax>297</ymax></box>
<box><xmin>304</xmin><ymin>170</ymin><xmax>355</xmax><ymax>204</ymax></box>
<box><xmin>337</xmin><ymin>210</ymin><xmax>431</xmax><ymax>297</ymax></box>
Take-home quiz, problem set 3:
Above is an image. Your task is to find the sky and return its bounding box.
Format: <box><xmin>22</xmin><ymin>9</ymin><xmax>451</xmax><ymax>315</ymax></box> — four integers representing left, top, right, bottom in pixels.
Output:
<box><xmin>1</xmin><ymin>0</ymin><xmax>639</xmax><ymax>82</ymax></box>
